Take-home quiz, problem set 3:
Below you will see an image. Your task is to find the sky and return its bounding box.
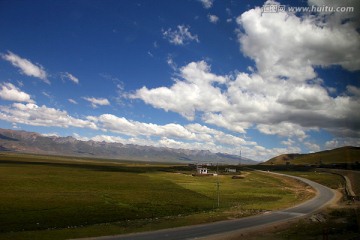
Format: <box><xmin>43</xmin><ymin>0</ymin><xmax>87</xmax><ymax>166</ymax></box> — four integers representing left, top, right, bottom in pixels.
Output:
<box><xmin>0</xmin><ymin>0</ymin><xmax>359</xmax><ymax>161</ymax></box>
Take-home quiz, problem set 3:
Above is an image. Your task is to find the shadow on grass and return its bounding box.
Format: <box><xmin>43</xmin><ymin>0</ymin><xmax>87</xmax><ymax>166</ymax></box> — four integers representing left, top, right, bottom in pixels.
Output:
<box><xmin>0</xmin><ymin>159</ymin><xmax>169</xmax><ymax>173</ymax></box>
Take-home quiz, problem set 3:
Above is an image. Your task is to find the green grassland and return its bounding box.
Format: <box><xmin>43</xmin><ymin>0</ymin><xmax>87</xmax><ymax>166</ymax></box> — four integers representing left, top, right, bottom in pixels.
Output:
<box><xmin>276</xmin><ymin>171</ymin><xmax>345</xmax><ymax>189</ymax></box>
<box><xmin>0</xmin><ymin>153</ymin><xmax>314</xmax><ymax>240</ymax></box>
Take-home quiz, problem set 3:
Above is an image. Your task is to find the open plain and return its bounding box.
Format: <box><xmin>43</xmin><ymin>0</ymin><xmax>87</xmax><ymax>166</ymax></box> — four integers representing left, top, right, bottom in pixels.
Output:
<box><xmin>0</xmin><ymin>153</ymin><xmax>315</xmax><ymax>240</ymax></box>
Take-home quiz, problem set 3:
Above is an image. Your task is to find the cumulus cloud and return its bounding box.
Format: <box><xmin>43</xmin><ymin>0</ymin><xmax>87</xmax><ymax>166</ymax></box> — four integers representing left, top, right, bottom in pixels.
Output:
<box><xmin>308</xmin><ymin>0</ymin><xmax>360</xmax><ymax>27</ymax></box>
<box><xmin>162</xmin><ymin>25</ymin><xmax>199</xmax><ymax>45</ymax></box>
<box><xmin>325</xmin><ymin>137</ymin><xmax>360</xmax><ymax>150</ymax></box>
<box><xmin>83</xmin><ymin>97</ymin><xmax>110</xmax><ymax>108</ymax></box>
<box><xmin>1</xmin><ymin>51</ymin><xmax>49</xmax><ymax>84</ymax></box>
<box><xmin>96</xmin><ymin>114</ymin><xmax>196</xmax><ymax>140</ymax></box>
<box><xmin>304</xmin><ymin>142</ymin><xmax>321</xmax><ymax>152</ymax></box>
<box><xmin>0</xmin><ymin>83</ymin><xmax>34</xmax><ymax>103</ymax></box>
<box><xmin>61</xmin><ymin>72</ymin><xmax>79</xmax><ymax>84</ymax></box>
<box><xmin>281</xmin><ymin>138</ymin><xmax>295</xmax><ymax>147</ymax></box>
<box><xmin>0</xmin><ymin>97</ymin><xmax>297</xmax><ymax>161</ymax></box>
<box><xmin>88</xmin><ymin>117</ymin><xmax>258</xmax><ymax>158</ymax></box>
<box><xmin>208</xmin><ymin>14</ymin><xmax>219</xmax><ymax>23</ymax></box>
<box><xmin>80</xmin><ymin>114</ymin><xmax>256</xmax><ymax>156</ymax></box>
<box><xmin>237</xmin><ymin>0</ymin><xmax>360</xmax><ymax>81</ymax></box>
<box><xmin>347</xmin><ymin>85</ymin><xmax>360</xmax><ymax>98</ymax></box>
<box><xmin>199</xmin><ymin>0</ymin><xmax>214</xmax><ymax>9</ymax></box>
<box><xmin>130</xmin><ymin>59</ymin><xmax>360</xmax><ymax>141</ymax></box>
<box><xmin>130</xmin><ymin>61</ymin><xmax>229</xmax><ymax>121</ymax></box>
<box><xmin>257</xmin><ymin>122</ymin><xmax>308</xmax><ymax>141</ymax></box>
<box><xmin>129</xmin><ymin>0</ymin><xmax>360</xmax><ymax>145</ymax></box>
<box><xmin>0</xmin><ymin>103</ymin><xmax>97</xmax><ymax>129</ymax></box>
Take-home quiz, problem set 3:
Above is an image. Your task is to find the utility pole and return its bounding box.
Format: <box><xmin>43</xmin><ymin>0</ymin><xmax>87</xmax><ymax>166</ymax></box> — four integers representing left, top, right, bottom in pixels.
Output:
<box><xmin>239</xmin><ymin>150</ymin><xmax>242</xmax><ymax>166</ymax></box>
<box><xmin>216</xmin><ymin>163</ymin><xmax>220</xmax><ymax>208</ymax></box>
<box><xmin>217</xmin><ymin>180</ymin><xmax>220</xmax><ymax>208</ymax></box>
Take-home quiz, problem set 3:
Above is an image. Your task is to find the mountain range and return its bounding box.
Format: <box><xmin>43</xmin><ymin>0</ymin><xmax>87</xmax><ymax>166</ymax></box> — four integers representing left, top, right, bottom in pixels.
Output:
<box><xmin>0</xmin><ymin>128</ymin><xmax>257</xmax><ymax>164</ymax></box>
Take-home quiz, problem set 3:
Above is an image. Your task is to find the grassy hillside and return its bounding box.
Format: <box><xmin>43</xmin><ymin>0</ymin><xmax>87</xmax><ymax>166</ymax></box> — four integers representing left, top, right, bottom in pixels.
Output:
<box><xmin>263</xmin><ymin>153</ymin><xmax>303</xmax><ymax>165</ymax></box>
<box><xmin>262</xmin><ymin>146</ymin><xmax>360</xmax><ymax>166</ymax></box>
<box><xmin>0</xmin><ymin>153</ymin><xmax>313</xmax><ymax>240</ymax></box>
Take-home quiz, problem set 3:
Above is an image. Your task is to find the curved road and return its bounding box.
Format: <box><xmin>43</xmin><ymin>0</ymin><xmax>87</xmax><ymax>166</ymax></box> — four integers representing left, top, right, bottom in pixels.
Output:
<box><xmin>82</xmin><ymin>172</ymin><xmax>335</xmax><ymax>240</ymax></box>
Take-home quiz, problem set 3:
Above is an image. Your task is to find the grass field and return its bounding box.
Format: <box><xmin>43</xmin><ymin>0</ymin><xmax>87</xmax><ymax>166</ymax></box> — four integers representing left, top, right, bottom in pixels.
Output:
<box><xmin>291</xmin><ymin>146</ymin><xmax>360</xmax><ymax>165</ymax></box>
<box><xmin>276</xmin><ymin>171</ymin><xmax>345</xmax><ymax>189</ymax></box>
<box><xmin>323</xmin><ymin>169</ymin><xmax>360</xmax><ymax>195</ymax></box>
<box><xmin>0</xmin><ymin>153</ymin><xmax>314</xmax><ymax>240</ymax></box>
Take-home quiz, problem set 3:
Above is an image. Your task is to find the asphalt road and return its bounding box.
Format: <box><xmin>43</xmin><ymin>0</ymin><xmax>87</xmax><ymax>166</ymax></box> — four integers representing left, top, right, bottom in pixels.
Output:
<box><xmin>82</xmin><ymin>172</ymin><xmax>335</xmax><ymax>240</ymax></box>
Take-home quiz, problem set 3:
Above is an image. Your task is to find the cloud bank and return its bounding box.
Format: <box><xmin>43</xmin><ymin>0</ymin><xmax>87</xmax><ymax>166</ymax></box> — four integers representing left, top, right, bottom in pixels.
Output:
<box><xmin>131</xmin><ymin>1</ymin><xmax>360</xmax><ymax>144</ymax></box>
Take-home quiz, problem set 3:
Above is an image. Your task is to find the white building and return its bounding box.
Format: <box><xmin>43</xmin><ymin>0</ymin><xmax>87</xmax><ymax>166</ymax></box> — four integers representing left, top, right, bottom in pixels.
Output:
<box><xmin>197</xmin><ymin>167</ymin><xmax>208</xmax><ymax>174</ymax></box>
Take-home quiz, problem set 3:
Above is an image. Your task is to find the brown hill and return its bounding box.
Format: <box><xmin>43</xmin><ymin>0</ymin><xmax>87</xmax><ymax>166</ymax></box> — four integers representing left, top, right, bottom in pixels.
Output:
<box><xmin>262</xmin><ymin>153</ymin><xmax>303</xmax><ymax>165</ymax></box>
<box><xmin>262</xmin><ymin>146</ymin><xmax>360</xmax><ymax>165</ymax></box>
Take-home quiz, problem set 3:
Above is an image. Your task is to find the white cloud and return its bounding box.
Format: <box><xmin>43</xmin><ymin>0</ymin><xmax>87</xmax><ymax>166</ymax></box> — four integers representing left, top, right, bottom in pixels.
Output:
<box><xmin>324</xmin><ymin>138</ymin><xmax>360</xmax><ymax>149</ymax></box>
<box><xmin>199</xmin><ymin>0</ymin><xmax>214</xmax><ymax>9</ymax></box>
<box><xmin>257</xmin><ymin>122</ymin><xmax>308</xmax><ymax>141</ymax></box>
<box><xmin>1</xmin><ymin>51</ymin><xmax>49</xmax><ymax>84</ymax></box>
<box><xmin>325</xmin><ymin>139</ymin><xmax>342</xmax><ymax>150</ymax></box>
<box><xmin>0</xmin><ymin>83</ymin><xmax>34</xmax><ymax>103</ymax></box>
<box><xmin>90</xmin><ymin>134</ymin><xmax>126</xmax><ymax>143</ymax></box>
<box><xmin>0</xmin><ymin>97</ymin><xmax>295</xmax><ymax>161</ymax></box>
<box><xmin>167</xmin><ymin>55</ymin><xmax>177</xmax><ymax>70</ymax></box>
<box><xmin>79</xmin><ymin>114</ymin><xmax>258</xmax><ymax>156</ymax></box>
<box><xmin>96</xmin><ymin>114</ymin><xmax>196</xmax><ymax>140</ymax></box>
<box><xmin>162</xmin><ymin>25</ymin><xmax>199</xmax><ymax>45</ymax></box>
<box><xmin>130</xmin><ymin>59</ymin><xmax>360</xmax><ymax>141</ymax></box>
<box><xmin>76</xmin><ymin>118</ymin><xmax>261</xmax><ymax>159</ymax></box>
<box><xmin>304</xmin><ymin>142</ymin><xmax>321</xmax><ymax>152</ymax></box>
<box><xmin>347</xmin><ymin>85</ymin><xmax>360</xmax><ymax>98</ymax></box>
<box><xmin>130</xmin><ymin>61</ymin><xmax>229</xmax><ymax>121</ymax></box>
<box><xmin>0</xmin><ymin>103</ymin><xmax>98</xmax><ymax>129</ymax></box>
<box><xmin>208</xmin><ymin>14</ymin><xmax>219</xmax><ymax>23</ymax></box>
<box><xmin>252</xmin><ymin>145</ymin><xmax>302</xmax><ymax>160</ymax></box>
<box><xmin>68</xmin><ymin>99</ymin><xmax>78</xmax><ymax>104</ymax></box>
<box><xmin>281</xmin><ymin>138</ymin><xmax>295</xmax><ymax>147</ymax></box>
<box><xmin>201</xmin><ymin>112</ymin><xmax>249</xmax><ymax>134</ymax></box>
<box><xmin>83</xmin><ymin>97</ymin><xmax>110</xmax><ymax>108</ymax></box>
<box><xmin>236</xmin><ymin>0</ymin><xmax>360</xmax><ymax>82</ymax></box>
<box><xmin>131</xmin><ymin>1</ymin><xmax>360</xmax><ymax>142</ymax></box>
<box><xmin>72</xmin><ymin>133</ymin><xmax>90</xmax><ymax>141</ymax></box>
<box><xmin>42</xmin><ymin>91</ymin><xmax>51</xmax><ymax>98</ymax></box>
<box><xmin>42</xmin><ymin>132</ymin><xmax>60</xmax><ymax>137</ymax></box>
<box><xmin>308</xmin><ymin>0</ymin><xmax>360</xmax><ymax>27</ymax></box>
<box><xmin>61</xmin><ymin>72</ymin><xmax>79</xmax><ymax>84</ymax></box>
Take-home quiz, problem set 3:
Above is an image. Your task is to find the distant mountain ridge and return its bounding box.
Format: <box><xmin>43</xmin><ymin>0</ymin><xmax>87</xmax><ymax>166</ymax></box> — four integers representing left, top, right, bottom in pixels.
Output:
<box><xmin>262</xmin><ymin>146</ymin><xmax>360</xmax><ymax>165</ymax></box>
<box><xmin>0</xmin><ymin>128</ymin><xmax>257</xmax><ymax>164</ymax></box>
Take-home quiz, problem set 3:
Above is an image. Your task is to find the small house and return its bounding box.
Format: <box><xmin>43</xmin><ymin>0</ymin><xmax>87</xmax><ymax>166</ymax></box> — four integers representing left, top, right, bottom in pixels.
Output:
<box><xmin>196</xmin><ymin>167</ymin><xmax>208</xmax><ymax>174</ymax></box>
<box><xmin>225</xmin><ymin>168</ymin><xmax>237</xmax><ymax>173</ymax></box>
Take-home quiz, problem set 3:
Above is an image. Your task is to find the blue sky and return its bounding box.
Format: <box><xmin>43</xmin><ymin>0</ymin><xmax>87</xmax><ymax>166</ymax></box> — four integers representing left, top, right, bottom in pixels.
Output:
<box><xmin>0</xmin><ymin>0</ymin><xmax>359</xmax><ymax>161</ymax></box>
